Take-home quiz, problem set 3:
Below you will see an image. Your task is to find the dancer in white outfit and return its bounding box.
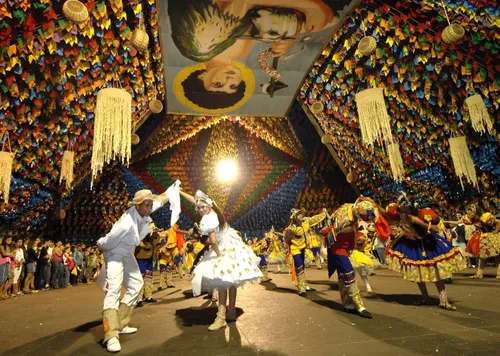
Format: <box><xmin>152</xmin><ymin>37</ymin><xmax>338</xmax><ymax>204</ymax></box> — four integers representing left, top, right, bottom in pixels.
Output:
<box><xmin>180</xmin><ymin>189</ymin><xmax>262</xmax><ymax>331</ymax></box>
<box><xmin>97</xmin><ymin>182</ymin><xmax>180</xmax><ymax>353</ymax></box>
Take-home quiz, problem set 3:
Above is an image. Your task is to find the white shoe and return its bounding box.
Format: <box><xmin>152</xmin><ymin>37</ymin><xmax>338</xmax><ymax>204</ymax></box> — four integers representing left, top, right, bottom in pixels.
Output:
<box><xmin>119</xmin><ymin>326</ymin><xmax>137</xmax><ymax>334</ymax></box>
<box><xmin>106</xmin><ymin>337</ymin><xmax>121</xmax><ymax>353</ymax></box>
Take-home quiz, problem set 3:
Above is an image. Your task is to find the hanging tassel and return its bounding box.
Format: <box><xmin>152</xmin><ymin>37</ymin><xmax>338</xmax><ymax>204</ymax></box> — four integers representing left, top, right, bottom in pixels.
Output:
<box><xmin>387</xmin><ymin>141</ymin><xmax>405</xmax><ymax>182</ymax></box>
<box><xmin>60</xmin><ymin>150</ymin><xmax>75</xmax><ymax>190</ymax></box>
<box><xmin>355</xmin><ymin>88</ymin><xmax>393</xmax><ymax>146</ymax></box>
<box><xmin>448</xmin><ymin>136</ymin><xmax>478</xmax><ymax>190</ymax></box>
<box><xmin>0</xmin><ymin>132</ymin><xmax>13</xmax><ymax>204</ymax></box>
<box><xmin>465</xmin><ymin>94</ymin><xmax>493</xmax><ymax>134</ymax></box>
<box><xmin>91</xmin><ymin>87</ymin><xmax>132</xmax><ymax>188</ymax></box>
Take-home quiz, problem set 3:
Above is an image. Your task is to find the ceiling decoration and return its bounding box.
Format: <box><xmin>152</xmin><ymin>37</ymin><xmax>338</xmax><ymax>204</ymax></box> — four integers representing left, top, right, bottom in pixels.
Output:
<box><xmin>300</xmin><ymin>0</ymin><xmax>499</xmax><ymax>209</ymax></box>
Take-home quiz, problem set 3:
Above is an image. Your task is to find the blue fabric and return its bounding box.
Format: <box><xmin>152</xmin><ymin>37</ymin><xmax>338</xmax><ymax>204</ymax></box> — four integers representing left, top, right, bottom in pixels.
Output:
<box><xmin>293</xmin><ymin>250</ymin><xmax>305</xmax><ymax>275</ymax></box>
<box><xmin>259</xmin><ymin>255</ymin><xmax>267</xmax><ymax>267</ymax></box>
<box><xmin>137</xmin><ymin>258</ymin><xmax>153</xmax><ymax>274</ymax></box>
<box><xmin>391</xmin><ymin>233</ymin><xmax>454</xmax><ymax>263</ymax></box>
<box><xmin>174</xmin><ymin>255</ymin><xmax>182</xmax><ymax>266</ymax></box>
<box><xmin>311</xmin><ymin>247</ymin><xmax>321</xmax><ymax>256</ymax></box>
<box><xmin>327</xmin><ymin>251</ymin><xmax>355</xmax><ymax>281</ymax></box>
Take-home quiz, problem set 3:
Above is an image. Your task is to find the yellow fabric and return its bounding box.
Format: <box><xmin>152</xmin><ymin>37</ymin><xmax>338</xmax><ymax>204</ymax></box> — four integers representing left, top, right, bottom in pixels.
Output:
<box><xmin>479</xmin><ymin>232</ymin><xmax>500</xmax><ymax>259</ymax></box>
<box><xmin>285</xmin><ymin>212</ymin><xmax>326</xmax><ymax>255</ymax></box>
<box><xmin>350</xmin><ymin>250</ymin><xmax>375</xmax><ymax>268</ymax></box>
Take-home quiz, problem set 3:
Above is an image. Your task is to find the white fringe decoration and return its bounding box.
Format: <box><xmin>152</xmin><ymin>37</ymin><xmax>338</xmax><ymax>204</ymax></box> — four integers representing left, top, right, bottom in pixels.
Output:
<box><xmin>91</xmin><ymin>88</ymin><xmax>132</xmax><ymax>188</ymax></box>
<box><xmin>60</xmin><ymin>150</ymin><xmax>75</xmax><ymax>190</ymax></box>
<box><xmin>355</xmin><ymin>88</ymin><xmax>393</xmax><ymax>146</ymax></box>
<box><xmin>465</xmin><ymin>94</ymin><xmax>493</xmax><ymax>134</ymax></box>
<box><xmin>387</xmin><ymin>142</ymin><xmax>405</xmax><ymax>182</ymax></box>
<box><xmin>0</xmin><ymin>151</ymin><xmax>13</xmax><ymax>204</ymax></box>
<box><xmin>448</xmin><ymin>136</ymin><xmax>478</xmax><ymax>190</ymax></box>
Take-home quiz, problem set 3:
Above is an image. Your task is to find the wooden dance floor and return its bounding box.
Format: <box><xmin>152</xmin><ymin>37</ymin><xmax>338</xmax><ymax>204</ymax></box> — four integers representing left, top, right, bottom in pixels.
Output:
<box><xmin>2</xmin><ymin>267</ymin><xmax>499</xmax><ymax>356</ymax></box>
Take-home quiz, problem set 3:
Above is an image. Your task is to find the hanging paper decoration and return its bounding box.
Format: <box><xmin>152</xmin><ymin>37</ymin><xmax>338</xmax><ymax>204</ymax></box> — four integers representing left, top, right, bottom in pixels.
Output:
<box><xmin>355</xmin><ymin>88</ymin><xmax>393</xmax><ymax>146</ymax></box>
<box><xmin>149</xmin><ymin>99</ymin><xmax>164</xmax><ymax>114</ymax></box>
<box><xmin>91</xmin><ymin>88</ymin><xmax>132</xmax><ymax>188</ymax></box>
<box><xmin>0</xmin><ymin>133</ymin><xmax>14</xmax><ymax>204</ymax></box>
<box><xmin>60</xmin><ymin>150</ymin><xmax>75</xmax><ymax>190</ymax></box>
<box><xmin>465</xmin><ymin>94</ymin><xmax>493</xmax><ymax>134</ymax></box>
<box><xmin>62</xmin><ymin>0</ymin><xmax>89</xmax><ymax>24</ymax></box>
<box><xmin>448</xmin><ymin>136</ymin><xmax>478</xmax><ymax>190</ymax></box>
<box><xmin>358</xmin><ymin>36</ymin><xmax>377</xmax><ymax>56</ymax></box>
<box><xmin>311</xmin><ymin>102</ymin><xmax>324</xmax><ymax>115</ymax></box>
<box><xmin>387</xmin><ymin>142</ymin><xmax>405</xmax><ymax>182</ymax></box>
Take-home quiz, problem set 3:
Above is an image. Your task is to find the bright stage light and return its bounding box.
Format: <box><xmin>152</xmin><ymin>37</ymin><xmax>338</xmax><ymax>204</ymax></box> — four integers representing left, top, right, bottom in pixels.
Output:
<box><xmin>216</xmin><ymin>159</ymin><xmax>238</xmax><ymax>183</ymax></box>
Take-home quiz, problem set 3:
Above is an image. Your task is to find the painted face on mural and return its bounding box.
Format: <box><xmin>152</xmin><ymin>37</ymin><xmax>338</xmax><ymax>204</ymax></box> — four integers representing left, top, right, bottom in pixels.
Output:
<box><xmin>248</xmin><ymin>8</ymin><xmax>302</xmax><ymax>41</ymax></box>
<box><xmin>198</xmin><ymin>64</ymin><xmax>243</xmax><ymax>94</ymax></box>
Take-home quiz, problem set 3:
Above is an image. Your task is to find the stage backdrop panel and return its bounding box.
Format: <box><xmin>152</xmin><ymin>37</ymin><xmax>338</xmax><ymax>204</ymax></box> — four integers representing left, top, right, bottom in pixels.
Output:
<box><xmin>159</xmin><ymin>0</ymin><xmax>359</xmax><ymax>116</ymax></box>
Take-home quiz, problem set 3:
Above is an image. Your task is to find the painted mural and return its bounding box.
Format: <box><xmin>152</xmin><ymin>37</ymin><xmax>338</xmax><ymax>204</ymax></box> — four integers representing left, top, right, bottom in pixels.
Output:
<box><xmin>159</xmin><ymin>0</ymin><xmax>358</xmax><ymax>116</ymax></box>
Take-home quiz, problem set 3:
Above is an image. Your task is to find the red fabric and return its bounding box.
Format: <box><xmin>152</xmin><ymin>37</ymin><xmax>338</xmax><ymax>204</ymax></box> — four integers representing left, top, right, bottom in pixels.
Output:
<box><xmin>176</xmin><ymin>232</ymin><xmax>186</xmax><ymax>251</ymax></box>
<box><xmin>375</xmin><ymin>215</ymin><xmax>391</xmax><ymax>243</ymax></box>
<box><xmin>418</xmin><ymin>208</ymin><xmax>439</xmax><ymax>224</ymax></box>
<box><xmin>466</xmin><ymin>231</ymin><xmax>481</xmax><ymax>256</ymax></box>
<box><xmin>319</xmin><ymin>226</ymin><xmax>333</xmax><ymax>235</ymax></box>
<box><xmin>330</xmin><ymin>231</ymin><xmax>356</xmax><ymax>256</ymax></box>
<box><xmin>66</xmin><ymin>257</ymin><xmax>75</xmax><ymax>271</ymax></box>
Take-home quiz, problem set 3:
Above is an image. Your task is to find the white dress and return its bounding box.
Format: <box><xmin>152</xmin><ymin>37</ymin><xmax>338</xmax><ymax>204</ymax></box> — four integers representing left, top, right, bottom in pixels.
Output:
<box><xmin>191</xmin><ymin>212</ymin><xmax>262</xmax><ymax>296</ymax></box>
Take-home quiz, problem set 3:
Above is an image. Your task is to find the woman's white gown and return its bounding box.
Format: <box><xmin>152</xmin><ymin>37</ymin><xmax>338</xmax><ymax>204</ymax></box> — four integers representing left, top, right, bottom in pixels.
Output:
<box><xmin>191</xmin><ymin>212</ymin><xmax>262</xmax><ymax>296</ymax></box>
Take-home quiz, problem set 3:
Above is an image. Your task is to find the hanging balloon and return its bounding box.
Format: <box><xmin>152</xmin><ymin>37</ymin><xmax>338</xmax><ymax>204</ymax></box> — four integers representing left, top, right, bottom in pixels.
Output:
<box><xmin>149</xmin><ymin>99</ymin><xmax>163</xmax><ymax>114</ymax></box>
<box><xmin>441</xmin><ymin>24</ymin><xmax>465</xmax><ymax>44</ymax></box>
<box><xmin>62</xmin><ymin>0</ymin><xmax>89</xmax><ymax>24</ymax></box>
<box><xmin>321</xmin><ymin>134</ymin><xmax>333</xmax><ymax>144</ymax></box>
<box><xmin>131</xmin><ymin>26</ymin><xmax>149</xmax><ymax>52</ymax></box>
<box><xmin>346</xmin><ymin>171</ymin><xmax>357</xmax><ymax>183</ymax></box>
<box><xmin>131</xmin><ymin>134</ymin><xmax>140</xmax><ymax>145</ymax></box>
<box><xmin>311</xmin><ymin>102</ymin><xmax>324</xmax><ymax>115</ymax></box>
<box><xmin>357</xmin><ymin>36</ymin><xmax>377</xmax><ymax>56</ymax></box>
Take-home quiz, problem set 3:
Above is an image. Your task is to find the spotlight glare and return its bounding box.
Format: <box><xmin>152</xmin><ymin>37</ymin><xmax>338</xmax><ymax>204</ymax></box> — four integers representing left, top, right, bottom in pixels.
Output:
<box><xmin>216</xmin><ymin>159</ymin><xmax>238</xmax><ymax>183</ymax></box>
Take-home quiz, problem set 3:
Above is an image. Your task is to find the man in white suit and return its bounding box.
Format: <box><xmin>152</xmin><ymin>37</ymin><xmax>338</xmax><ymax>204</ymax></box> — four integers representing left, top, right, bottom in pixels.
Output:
<box><xmin>97</xmin><ymin>181</ymin><xmax>181</xmax><ymax>353</ymax></box>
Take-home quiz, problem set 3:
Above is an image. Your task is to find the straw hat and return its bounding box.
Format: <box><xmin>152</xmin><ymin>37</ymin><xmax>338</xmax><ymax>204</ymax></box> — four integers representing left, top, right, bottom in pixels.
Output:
<box><xmin>128</xmin><ymin>189</ymin><xmax>158</xmax><ymax>207</ymax></box>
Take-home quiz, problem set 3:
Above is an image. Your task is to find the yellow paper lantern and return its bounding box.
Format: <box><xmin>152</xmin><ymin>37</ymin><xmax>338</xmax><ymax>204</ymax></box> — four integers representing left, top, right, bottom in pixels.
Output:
<box><xmin>358</xmin><ymin>36</ymin><xmax>377</xmax><ymax>56</ymax></box>
<box><xmin>346</xmin><ymin>172</ymin><xmax>357</xmax><ymax>183</ymax></box>
<box><xmin>149</xmin><ymin>99</ymin><xmax>163</xmax><ymax>114</ymax></box>
<box><xmin>131</xmin><ymin>134</ymin><xmax>140</xmax><ymax>145</ymax></box>
<box><xmin>91</xmin><ymin>88</ymin><xmax>132</xmax><ymax>188</ymax></box>
<box><xmin>441</xmin><ymin>24</ymin><xmax>465</xmax><ymax>44</ymax></box>
<box><xmin>355</xmin><ymin>88</ymin><xmax>393</xmax><ymax>146</ymax></box>
<box><xmin>131</xmin><ymin>27</ymin><xmax>149</xmax><ymax>51</ymax></box>
<box><xmin>321</xmin><ymin>135</ymin><xmax>333</xmax><ymax>144</ymax></box>
<box><xmin>62</xmin><ymin>0</ymin><xmax>89</xmax><ymax>24</ymax></box>
<box><xmin>311</xmin><ymin>102</ymin><xmax>324</xmax><ymax>115</ymax></box>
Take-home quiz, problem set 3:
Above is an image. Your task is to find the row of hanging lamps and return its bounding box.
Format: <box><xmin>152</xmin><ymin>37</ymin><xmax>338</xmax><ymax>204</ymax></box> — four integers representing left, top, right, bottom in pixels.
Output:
<box><xmin>0</xmin><ymin>132</ymin><xmax>13</xmax><ymax>204</ymax></box>
<box><xmin>91</xmin><ymin>84</ymin><xmax>132</xmax><ymax>188</ymax></box>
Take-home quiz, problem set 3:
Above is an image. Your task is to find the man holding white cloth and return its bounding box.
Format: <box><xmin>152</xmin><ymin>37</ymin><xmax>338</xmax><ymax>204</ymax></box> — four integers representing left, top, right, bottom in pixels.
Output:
<box><xmin>97</xmin><ymin>181</ymin><xmax>181</xmax><ymax>353</ymax></box>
